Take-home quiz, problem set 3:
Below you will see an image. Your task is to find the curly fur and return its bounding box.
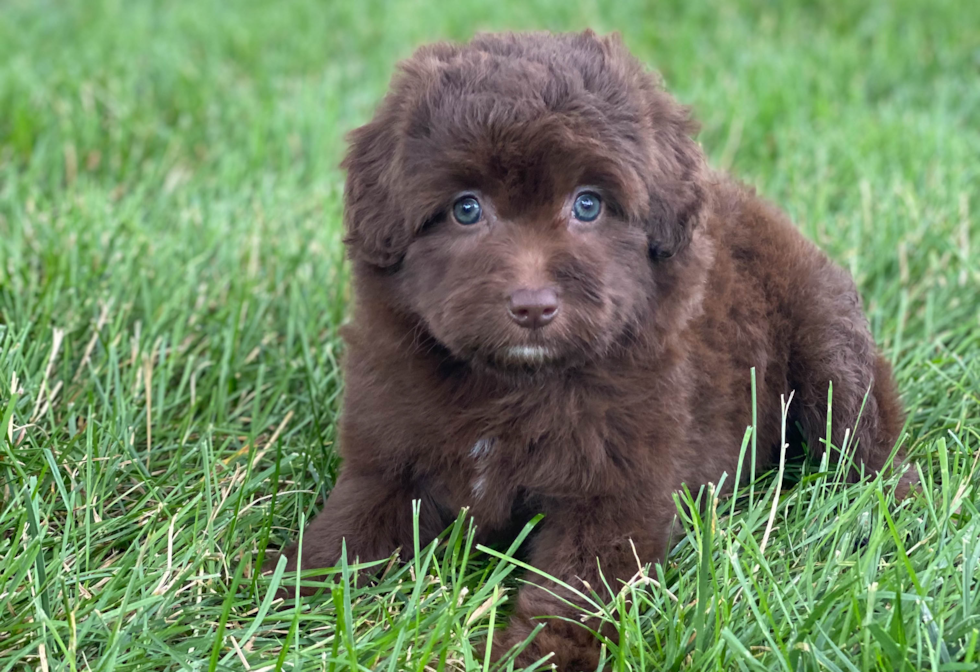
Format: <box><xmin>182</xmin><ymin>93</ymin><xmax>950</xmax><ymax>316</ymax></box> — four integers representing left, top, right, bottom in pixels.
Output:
<box><xmin>278</xmin><ymin>30</ymin><xmax>913</xmax><ymax>670</ymax></box>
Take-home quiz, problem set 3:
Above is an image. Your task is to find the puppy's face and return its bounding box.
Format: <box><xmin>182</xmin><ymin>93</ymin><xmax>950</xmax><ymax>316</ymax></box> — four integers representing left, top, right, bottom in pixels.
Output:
<box><xmin>400</xmin><ymin>180</ymin><xmax>653</xmax><ymax>369</ymax></box>
<box><xmin>343</xmin><ymin>31</ymin><xmax>707</xmax><ymax>372</ymax></box>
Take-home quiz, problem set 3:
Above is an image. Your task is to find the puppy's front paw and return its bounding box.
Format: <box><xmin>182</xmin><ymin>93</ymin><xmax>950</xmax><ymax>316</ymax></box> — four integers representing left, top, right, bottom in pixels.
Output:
<box><xmin>486</xmin><ymin>623</ymin><xmax>551</xmax><ymax>670</ymax></box>
<box><xmin>894</xmin><ymin>465</ymin><xmax>921</xmax><ymax>501</ymax></box>
<box><xmin>260</xmin><ymin>544</ymin><xmax>339</xmax><ymax>600</ymax></box>
<box><xmin>488</xmin><ymin>619</ymin><xmax>604</xmax><ymax>672</ymax></box>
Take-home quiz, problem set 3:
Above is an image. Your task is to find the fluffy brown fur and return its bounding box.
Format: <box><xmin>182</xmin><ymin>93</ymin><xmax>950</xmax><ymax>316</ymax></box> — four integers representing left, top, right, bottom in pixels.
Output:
<box><xmin>279</xmin><ymin>30</ymin><xmax>912</xmax><ymax>670</ymax></box>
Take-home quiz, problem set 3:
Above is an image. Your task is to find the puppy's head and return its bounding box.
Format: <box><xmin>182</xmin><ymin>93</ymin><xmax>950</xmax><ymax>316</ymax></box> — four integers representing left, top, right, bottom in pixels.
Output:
<box><xmin>343</xmin><ymin>30</ymin><xmax>707</xmax><ymax>371</ymax></box>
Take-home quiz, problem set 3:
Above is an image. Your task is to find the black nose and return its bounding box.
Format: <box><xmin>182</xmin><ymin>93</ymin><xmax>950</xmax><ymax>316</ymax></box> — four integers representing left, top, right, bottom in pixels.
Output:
<box><xmin>507</xmin><ymin>287</ymin><xmax>560</xmax><ymax>329</ymax></box>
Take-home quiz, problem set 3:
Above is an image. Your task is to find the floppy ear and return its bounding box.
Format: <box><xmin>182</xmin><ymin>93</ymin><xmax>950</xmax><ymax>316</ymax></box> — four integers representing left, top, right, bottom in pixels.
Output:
<box><xmin>642</xmin><ymin>96</ymin><xmax>708</xmax><ymax>260</ymax></box>
<box><xmin>593</xmin><ymin>32</ymin><xmax>707</xmax><ymax>260</ymax></box>
<box><xmin>341</xmin><ymin>112</ymin><xmax>412</xmax><ymax>269</ymax></box>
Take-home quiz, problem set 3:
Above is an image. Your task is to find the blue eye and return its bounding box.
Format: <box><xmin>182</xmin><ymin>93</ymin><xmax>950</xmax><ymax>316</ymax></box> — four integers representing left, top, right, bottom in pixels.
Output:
<box><xmin>452</xmin><ymin>196</ymin><xmax>482</xmax><ymax>225</ymax></box>
<box><xmin>572</xmin><ymin>192</ymin><xmax>602</xmax><ymax>221</ymax></box>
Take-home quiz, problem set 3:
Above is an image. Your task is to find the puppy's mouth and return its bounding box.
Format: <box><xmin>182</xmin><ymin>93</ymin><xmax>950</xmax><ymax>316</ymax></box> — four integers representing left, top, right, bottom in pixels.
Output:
<box><xmin>503</xmin><ymin>344</ymin><xmax>555</xmax><ymax>364</ymax></box>
<box><xmin>480</xmin><ymin>342</ymin><xmax>564</xmax><ymax>371</ymax></box>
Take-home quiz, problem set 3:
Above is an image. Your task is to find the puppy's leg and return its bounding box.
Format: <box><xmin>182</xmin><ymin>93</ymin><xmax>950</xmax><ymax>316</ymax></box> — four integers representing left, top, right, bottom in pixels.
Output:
<box><xmin>277</xmin><ymin>469</ymin><xmax>443</xmax><ymax>594</ymax></box>
<box><xmin>787</xmin><ymin>260</ymin><xmax>912</xmax><ymax>494</ymax></box>
<box><xmin>491</xmin><ymin>502</ymin><xmax>671</xmax><ymax>671</ymax></box>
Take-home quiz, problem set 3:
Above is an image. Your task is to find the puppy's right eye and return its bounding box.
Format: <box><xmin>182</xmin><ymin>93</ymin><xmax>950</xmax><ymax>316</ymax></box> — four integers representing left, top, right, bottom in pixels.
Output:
<box><xmin>452</xmin><ymin>196</ymin><xmax>482</xmax><ymax>225</ymax></box>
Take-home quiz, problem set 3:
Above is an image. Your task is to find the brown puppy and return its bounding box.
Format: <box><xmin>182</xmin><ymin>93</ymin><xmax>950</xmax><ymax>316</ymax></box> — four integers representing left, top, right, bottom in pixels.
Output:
<box><xmin>281</xmin><ymin>30</ymin><xmax>910</xmax><ymax>670</ymax></box>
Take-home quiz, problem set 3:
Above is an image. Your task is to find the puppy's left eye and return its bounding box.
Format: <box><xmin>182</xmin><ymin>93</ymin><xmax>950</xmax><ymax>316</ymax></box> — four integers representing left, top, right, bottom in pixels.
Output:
<box><xmin>572</xmin><ymin>192</ymin><xmax>602</xmax><ymax>222</ymax></box>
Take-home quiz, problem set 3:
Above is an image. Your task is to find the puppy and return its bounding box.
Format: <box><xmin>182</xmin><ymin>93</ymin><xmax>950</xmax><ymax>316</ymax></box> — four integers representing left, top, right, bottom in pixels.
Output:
<box><xmin>281</xmin><ymin>30</ymin><xmax>911</xmax><ymax>670</ymax></box>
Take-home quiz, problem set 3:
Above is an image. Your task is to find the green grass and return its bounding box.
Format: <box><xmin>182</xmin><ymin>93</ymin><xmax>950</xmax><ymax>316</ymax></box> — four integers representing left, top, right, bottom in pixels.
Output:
<box><xmin>1</xmin><ymin>0</ymin><xmax>978</xmax><ymax>669</ymax></box>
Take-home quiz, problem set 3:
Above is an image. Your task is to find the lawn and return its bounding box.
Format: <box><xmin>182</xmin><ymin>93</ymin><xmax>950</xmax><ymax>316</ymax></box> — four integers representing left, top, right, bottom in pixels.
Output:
<box><xmin>1</xmin><ymin>0</ymin><xmax>978</xmax><ymax>670</ymax></box>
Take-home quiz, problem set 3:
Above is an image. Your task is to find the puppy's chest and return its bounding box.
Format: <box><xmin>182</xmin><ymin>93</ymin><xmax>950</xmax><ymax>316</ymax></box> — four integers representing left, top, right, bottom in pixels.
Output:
<box><xmin>443</xmin><ymin>387</ymin><xmax>659</xmax><ymax>505</ymax></box>
<box><xmin>455</xmin><ymin>422</ymin><xmax>635</xmax><ymax>505</ymax></box>
<box><xmin>464</xmin><ymin>436</ymin><xmax>499</xmax><ymax>501</ymax></box>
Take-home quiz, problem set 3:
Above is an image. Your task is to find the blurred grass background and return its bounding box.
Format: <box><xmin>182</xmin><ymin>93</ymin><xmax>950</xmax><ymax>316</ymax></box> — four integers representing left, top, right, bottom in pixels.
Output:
<box><xmin>0</xmin><ymin>0</ymin><xmax>978</xmax><ymax>670</ymax></box>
